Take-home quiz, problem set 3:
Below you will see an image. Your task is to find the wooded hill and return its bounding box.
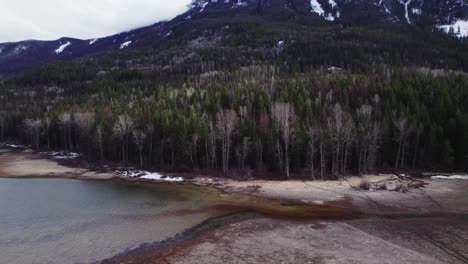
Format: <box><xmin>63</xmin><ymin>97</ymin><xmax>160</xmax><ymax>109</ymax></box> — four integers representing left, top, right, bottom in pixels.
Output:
<box><xmin>0</xmin><ymin>13</ymin><xmax>467</xmax><ymax>178</ymax></box>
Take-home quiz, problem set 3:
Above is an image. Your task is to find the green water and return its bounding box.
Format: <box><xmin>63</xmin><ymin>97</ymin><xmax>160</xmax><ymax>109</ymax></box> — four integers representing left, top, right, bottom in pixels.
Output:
<box><xmin>0</xmin><ymin>178</ymin><xmax>225</xmax><ymax>264</ymax></box>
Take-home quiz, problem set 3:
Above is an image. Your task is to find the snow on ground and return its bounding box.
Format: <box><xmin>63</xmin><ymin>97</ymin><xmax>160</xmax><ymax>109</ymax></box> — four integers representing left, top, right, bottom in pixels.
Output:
<box><xmin>89</xmin><ymin>39</ymin><xmax>98</xmax><ymax>45</ymax></box>
<box><xmin>0</xmin><ymin>143</ymin><xmax>29</xmax><ymax>148</ymax></box>
<box><xmin>325</xmin><ymin>13</ymin><xmax>335</xmax><ymax>21</ymax></box>
<box><xmin>437</xmin><ymin>19</ymin><xmax>468</xmax><ymax>38</ymax></box>
<box><xmin>117</xmin><ymin>170</ymin><xmax>184</xmax><ymax>182</ymax></box>
<box><xmin>140</xmin><ymin>173</ymin><xmax>184</xmax><ymax>182</ymax></box>
<box><xmin>310</xmin><ymin>0</ymin><xmax>325</xmax><ymax>16</ymax></box>
<box><xmin>120</xmin><ymin>41</ymin><xmax>132</xmax><ymax>49</ymax></box>
<box><xmin>40</xmin><ymin>151</ymin><xmax>80</xmax><ymax>160</ymax></box>
<box><xmin>54</xmin><ymin>42</ymin><xmax>71</xmax><ymax>54</ymax></box>
<box><xmin>199</xmin><ymin>1</ymin><xmax>208</xmax><ymax>12</ymax></box>
<box><xmin>431</xmin><ymin>175</ymin><xmax>468</xmax><ymax>180</ymax></box>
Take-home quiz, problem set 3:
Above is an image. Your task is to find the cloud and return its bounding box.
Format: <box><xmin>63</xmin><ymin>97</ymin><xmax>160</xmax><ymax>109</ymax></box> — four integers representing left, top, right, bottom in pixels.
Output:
<box><xmin>0</xmin><ymin>0</ymin><xmax>191</xmax><ymax>42</ymax></box>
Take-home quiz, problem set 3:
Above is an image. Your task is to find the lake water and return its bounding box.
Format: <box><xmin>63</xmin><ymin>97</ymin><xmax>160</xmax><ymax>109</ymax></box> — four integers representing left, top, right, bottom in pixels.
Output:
<box><xmin>0</xmin><ymin>148</ymin><xmax>10</xmax><ymax>154</ymax></box>
<box><xmin>0</xmin><ymin>178</ymin><xmax>234</xmax><ymax>264</ymax></box>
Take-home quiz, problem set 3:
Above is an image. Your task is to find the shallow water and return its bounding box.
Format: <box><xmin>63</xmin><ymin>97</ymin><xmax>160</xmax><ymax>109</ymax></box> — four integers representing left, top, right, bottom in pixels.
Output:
<box><xmin>0</xmin><ymin>177</ymin><xmax>353</xmax><ymax>264</ymax></box>
<box><xmin>0</xmin><ymin>178</ymin><xmax>231</xmax><ymax>264</ymax></box>
<box><xmin>0</xmin><ymin>148</ymin><xmax>10</xmax><ymax>154</ymax></box>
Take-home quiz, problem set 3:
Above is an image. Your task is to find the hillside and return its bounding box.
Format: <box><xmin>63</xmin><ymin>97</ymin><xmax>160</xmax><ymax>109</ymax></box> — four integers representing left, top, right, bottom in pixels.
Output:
<box><xmin>0</xmin><ymin>0</ymin><xmax>467</xmax><ymax>177</ymax></box>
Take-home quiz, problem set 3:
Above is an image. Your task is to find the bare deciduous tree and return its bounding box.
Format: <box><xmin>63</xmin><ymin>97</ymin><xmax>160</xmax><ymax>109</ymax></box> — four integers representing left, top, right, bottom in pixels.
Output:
<box><xmin>307</xmin><ymin>125</ymin><xmax>318</xmax><ymax>180</ymax></box>
<box><xmin>216</xmin><ymin>109</ymin><xmax>238</xmax><ymax>175</ymax></box>
<box><xmin>394</xmin><ymin>117</ymin><xmax>411</xmax><ymax>169</ymax></box>
<box><xmin>0</xmin><ymin>113</ymin><xmax>5</xmax><ymax>141</ymax></box>
<box><xmin>412</xmin><ymin>123</ymin><xmax>423</xmax><ymax>168</ymax></box>
<box><xmin>95</xmin><ymin>124</ymin><xmax>104</xmax><ymax>161</ymax></box>
<box><xmin>74</xmin><ymin>112</ymin><xmax>95</xmax><ymax>156</ymax></box>
<box><xmin>58</xmin><ymin>113</ymin><xmax>72</xmax><ymax>151</ymax></box>
<box><xmin>356</xmin><ymin>105</ymin><xmax>381</xmax><ymax>174</ymax></box>
<box><xmin>132</xmin><ymin>129</ymin><xmax>147</xmax><ymax>168</ymax></box>
<box><xmin>113</xmin><ymin>114</ymin><xmax>135</xmax><ymax>164</ymax></box>
<box><xmin>271</xmin><ymin>102</ymin><xmax>296</xmax><ymax>178</ymax></box>
<box><xmin>24</xmin><ymin>118</ymin><xmax>42</xmax><ymax>150</ymax></box>
<box><xmin>43</xmin><ymin>116</ymin><xmax>52</xmax><ymax>150</ymax></box>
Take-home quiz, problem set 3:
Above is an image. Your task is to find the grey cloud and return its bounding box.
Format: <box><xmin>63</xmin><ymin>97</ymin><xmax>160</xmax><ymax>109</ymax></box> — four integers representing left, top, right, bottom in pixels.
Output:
<box><xmin>0</xmin><ymin>0</ymin><xmax>190</xmax><ymax>42</ymax></box>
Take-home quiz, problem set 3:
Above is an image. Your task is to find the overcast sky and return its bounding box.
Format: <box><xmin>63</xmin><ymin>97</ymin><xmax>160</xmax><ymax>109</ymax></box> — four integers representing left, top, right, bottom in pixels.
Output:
<box><xmin>0</xmin><ymin>0</ymin><xmax>192</xmax><ymax>43</ymax></box>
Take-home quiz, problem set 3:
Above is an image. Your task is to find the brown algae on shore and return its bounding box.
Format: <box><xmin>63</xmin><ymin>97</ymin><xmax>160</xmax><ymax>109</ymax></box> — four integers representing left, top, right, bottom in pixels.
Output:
<box><xmin>143</xmin><ymin>181</ymin><xmax>357</xmax><ymax>221</ymax></box>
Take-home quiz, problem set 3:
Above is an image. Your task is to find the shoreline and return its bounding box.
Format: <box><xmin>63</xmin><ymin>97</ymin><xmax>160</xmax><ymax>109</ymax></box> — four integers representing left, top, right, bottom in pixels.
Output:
<box><xmin>1</xmin><ymin>149</ymin><xmax>468</xmax><ymax>263</ymax></box>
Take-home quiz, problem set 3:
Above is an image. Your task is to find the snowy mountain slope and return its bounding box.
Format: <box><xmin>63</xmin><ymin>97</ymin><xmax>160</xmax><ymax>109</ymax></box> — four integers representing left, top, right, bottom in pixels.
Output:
<box><xmin>0</xmin><ymin>0</ymin><xmax>466</xmax><ymax>77</ymax></box>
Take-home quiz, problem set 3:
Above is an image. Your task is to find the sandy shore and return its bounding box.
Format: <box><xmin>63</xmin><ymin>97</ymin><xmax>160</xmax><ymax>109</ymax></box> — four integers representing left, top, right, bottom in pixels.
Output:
<box><xmin>1</xmin><ymin>149</ymin><xmax>468</xmax><ymax>263</ymax></box>
<box><xmin>0</xmin><ymin>149</ymin><xmax>114</xmax><ymax>179</ymax></box>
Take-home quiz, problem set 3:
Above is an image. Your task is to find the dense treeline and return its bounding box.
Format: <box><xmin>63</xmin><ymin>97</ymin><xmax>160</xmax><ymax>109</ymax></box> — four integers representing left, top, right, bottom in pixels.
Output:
<box><xmin>1</xmin><ymin>64</ymin><xmax>467</xmax><ymax>178</ymax></box>
<box><xmin>1</xmin><ymin>16</ymin><xmax>467</xmax><ymax>178</ymax></box>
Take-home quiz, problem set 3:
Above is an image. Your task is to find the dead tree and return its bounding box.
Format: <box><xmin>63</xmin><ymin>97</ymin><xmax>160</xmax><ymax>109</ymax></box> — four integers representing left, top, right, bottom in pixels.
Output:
<box><xmin>132</xmin><ymin>129</ymin><xmax>147</xmax><ymax>168</ymax></box>
<box><xmin>356</xmin><ymin>105</ymin><xmax>381</xmax><ymax>174</ymax></box>
<box><xmin>188</xmin><ymin>133</ymin><xmax>200</xmax><ymax>169</ymax></box>
<box><xmin>394</xmin><ymin>117</ymin><xmax>411</xmax><ymax>169</ymax></box>
<box><xmin>113</xmin><ymin>114</ymin><xmax>135</xmax><ymax>164</ymax></box>
<box><xmin>216</xmin><ymin>109</ymin><xmax>238</xmax><ymax>175</ymax></box>
<box><xmin>24</xmin><ymin>119</ymin><xmax>42</xmax><ymax>150</ymax></box>
<box><xmin>0</xmin><ymin>113</ymin><xmax>5</xmax><ymax>141</ymax></box>
<box><xmin>412</xmin><ymin>123</ymin><xmax>423</xmax><ymax>169</ymax></box>
<box><xmin>43</xmin><ymin>116</ymin><xmax>52</xmax><ymax>150</ymax></box>
<box><xmin>95</xmin><ymin>124</ymin><xmax>104</xmax><ymax>161</ymax></box>
<box><xmin>74</xmin><ymin>112</ymin><xmax>95</xmax><ymax>156</ymax></box>
<box><xmin>58</xmin><ymin>113</ymin><xmax>72</xmax><ymax>151</ymax></box>
<box><xmin>341</xmin><ymin>117</ymin><xmax>355</xmax><ymax>175</ymax></box>
<box><xmin>307</xmin><ymin>125</ymin><xmax>318</xmax><ymax>180</ymax></box>
<box><xmin>328</xmin><ymin>103</ymin><xmax>344</xmax><ymax>176</ymax></box>
<box><xmin>271</xmin><ymin>102</ymin><xmax>296</xmax><ymax>178</ymax></box>
<box><xmin>146</xmin><ymin>123</ymin><xmax>154</xmax><ymax>167</ymax></box>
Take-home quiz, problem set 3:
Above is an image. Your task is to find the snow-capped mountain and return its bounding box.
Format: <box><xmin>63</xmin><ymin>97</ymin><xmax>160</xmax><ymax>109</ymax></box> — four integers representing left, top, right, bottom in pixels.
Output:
<box><xmin>190</xmin><ymin>0</ymin><xmax>467</xmax><ymax>27</ymax></box>
<box><xmin>0</xmin><ymin>0</ymin><xmax>466</xmax><ymax>77</ymax></box>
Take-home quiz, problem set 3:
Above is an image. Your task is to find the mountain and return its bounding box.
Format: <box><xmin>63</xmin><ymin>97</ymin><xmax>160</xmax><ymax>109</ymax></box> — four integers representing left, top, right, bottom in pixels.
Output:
<box><xmin>0</xmin><ymin>0</ymin><xmax>467</xmax><ymax>77</ymax></box>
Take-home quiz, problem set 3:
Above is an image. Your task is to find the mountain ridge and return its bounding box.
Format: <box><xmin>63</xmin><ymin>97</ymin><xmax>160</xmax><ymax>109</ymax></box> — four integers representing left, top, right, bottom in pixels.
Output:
<box><xmin>0</xmin><ymin>0</ymin><xmax>467</xmax><ymax>77</ymax></box>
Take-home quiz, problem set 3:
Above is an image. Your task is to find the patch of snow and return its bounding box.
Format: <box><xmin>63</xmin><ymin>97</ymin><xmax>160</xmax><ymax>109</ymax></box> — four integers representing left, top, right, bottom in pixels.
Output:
<box><xmin>165</xmin><ymin>31</ymin><xmax>173</xmax><ymax>37</ymax></box>
<box><xmin>40</xmin><ymin>151</ymin><xmax>80</xmax><ymax>160</ymax></box>
<box><xmin>437</xmin><ymin>19</ymin><xmax>468</xmax><ymax>38</ymax></box>
<box><xmin>398</xmin><ymin>0</ymin><xmax>413</xmax><ymax>24</ymax></box>
<box><xmin>1</xmin><ymin>143</ymin><xmax>29</xmax><ymax>148</ymax></box>
<box><xmin>431</xmin><ymin>175</ymin><xmax>468</xmax><ymax>180</ymax></box>
<box><xmin>384</xmin><ymin>5</ymin><xmax>391</xmax><ymax>14</ymax></box>
<box><xmin>14</xmin><ymin>45</ymin><xmax>28</xmax><ymax>55</ymax></box>
<box><xmin>328</xmin><ymin>66</ymin><xmax>343</xmax><ymax>72</ymax></box>
<box><xmin>233</xmin><ymin>0</ymin><xmax>248</xmax><ymax>8</ymax></box>
<box><xmin>329</xmin><ymin>0</ymin><xmax>337</xmax><ymax>9</ymax></box>
<box><xmin>54</xmin><ymin>41</ymin><xmax>71</xmax><ymax>54</ymax></box>
<box><xmin>199</xmin><ymin>1</ymin><xmax>209</xmax><ymax>12</ymax></box>
<box><xmin>117</xmin><ymin>170</ymin><xmax>184</xmax><ymax>182</ymax></box>
<box><xmin>141</xmin><ymin>173</ymin><xmax>184</xmax><ymax>182</ymax></box>
<box><xmin>186</xmin><ymin>15</ymin><xmax>192</xmax><ymax>20</ymax></box>
<box><xmin>310</xmin><ymin>0</ymin><xmax>325</xmax><ymax>16</ymax></box>
<box><xmin>325</xmin><ymin>13</ymin><xmax>335</xmax><ymax>21</ymax></box>
<box><xmin>277</xmin><ymin>40</ymin><xmax>285</xmax><ymax>47</ymax></box>
<box><xmin>412</xmin><ymin>8</ymin><xmax>422</xmax><ymax>15</ymax></box>
<box><xmin>89</xmin><ymin>39</ymin><xmax>98</xmax><ymax>45</ymax></box>
<box><xmin>120</xmin><ymin>41</ymin><xmax>132</xmax><ymax>49</ymax></box>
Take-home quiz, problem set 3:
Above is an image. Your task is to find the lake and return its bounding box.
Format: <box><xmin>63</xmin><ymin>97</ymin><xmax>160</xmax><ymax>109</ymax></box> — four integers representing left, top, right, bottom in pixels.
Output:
<box><xmin>0</xmin><ymin>178</ymin><xmax>237</xmax><ymax>264</ymax></box>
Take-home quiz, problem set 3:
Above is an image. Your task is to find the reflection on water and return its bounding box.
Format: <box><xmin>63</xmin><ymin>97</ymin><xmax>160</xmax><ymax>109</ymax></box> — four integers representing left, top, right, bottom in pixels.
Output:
<box><xmin>0</xmin><ymin>178</ymin><xmax>223</xmax><ymax>264</ymax></box>
<box><xmin>0</xmin><ymin>178</ymin><xmax>352</xmax><ymax>264</ymax></box>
